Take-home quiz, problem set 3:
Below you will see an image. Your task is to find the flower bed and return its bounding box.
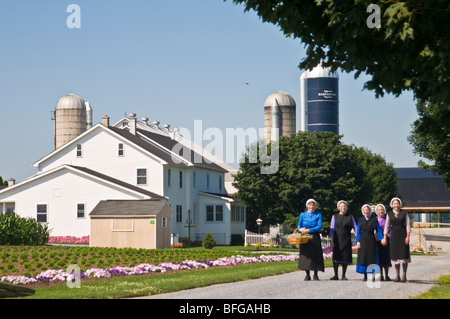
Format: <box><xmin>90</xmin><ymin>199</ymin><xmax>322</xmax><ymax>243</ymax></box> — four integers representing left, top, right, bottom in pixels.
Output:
<box><xmin>1</xmin><ymin>254</ymin><xmax>300</xmax><ymax>285</ymax></box>
<box><xmin>48</xmin><ymin>236</ymin><xmax>90</xmax><ymax>244</ymax></box>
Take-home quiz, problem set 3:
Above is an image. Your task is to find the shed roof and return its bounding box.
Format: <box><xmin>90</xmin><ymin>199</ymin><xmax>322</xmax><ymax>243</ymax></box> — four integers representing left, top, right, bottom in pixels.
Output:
<box><xmin>90</xmin><ymin>199</ymin><xmax>169</xmax><ymax>216</ymax></box>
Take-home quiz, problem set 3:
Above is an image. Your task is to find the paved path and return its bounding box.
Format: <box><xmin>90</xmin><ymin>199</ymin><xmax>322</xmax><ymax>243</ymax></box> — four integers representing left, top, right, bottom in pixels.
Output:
<box><xmin>136</xmin><ymin>253</ymin><xmax>450</xmax><ymax>299</ymax></box>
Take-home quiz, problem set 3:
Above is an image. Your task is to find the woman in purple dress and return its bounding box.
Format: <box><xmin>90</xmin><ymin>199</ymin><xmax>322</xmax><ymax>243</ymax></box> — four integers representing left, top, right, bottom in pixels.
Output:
<box><xmin>375</xmin><ymin>204</ymin><xmax>391</xmax><ymax>281</ymax></box>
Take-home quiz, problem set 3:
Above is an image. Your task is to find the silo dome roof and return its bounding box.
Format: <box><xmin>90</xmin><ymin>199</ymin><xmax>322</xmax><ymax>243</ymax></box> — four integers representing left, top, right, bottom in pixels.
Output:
<box><xmin>264</xmin><ymin>91</ymin><xmax>296</xmax><ymax>107</ymax></box>
<box><xmin>301</xmin><ymin>64</ymin><xmax>339</xmax><ymax>79</ymax></box>
<box><xmin>56</xmin><ymin>94</ymin><xmax>86</xmax><ymax>110</ymax></box>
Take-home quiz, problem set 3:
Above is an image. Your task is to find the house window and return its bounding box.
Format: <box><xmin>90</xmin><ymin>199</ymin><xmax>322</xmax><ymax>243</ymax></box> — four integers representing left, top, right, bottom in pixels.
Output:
<box><xmin>137</xmin><ymin>169</ymin><xmax>147</xmax><ymax>185</ymax></box>
<box><xmin>76</xmin><ymin>144</ymin><xmax>82</xmax><ymax>157</ymax></box>
<box><xmin>37</xmin><ymin>204</ymin><xmax>47</xmax><ymax>223</ymax></box>
<box><xmin>206</xmin><ymin>205</ymin><xmax>214</xmax><ymax>222</ymax></box>
<box><xmin>161</xmin><ymin>217</ymin><xmax>168</xmax><ymax>228</ymax></box>
<box><xmin>77</xmin><ymin>204</ymin><xmax>85</xmax><ymax>218</ymax></box>
<box><xmin>219</xmin><ymin>176</ymin><xmax>222</xmax><ymax>191</ymax></box>
<box><xmin>231</xmin><ymin>205</ymin><xmax>245</xmax><ymax>222</ymax></box>
<box><xmin>1</xmin><ymin>203</ymin><xmax>15</xmax><ymax>216</ymax></box>
<box><xmin>206</xmin><ymin>173</ymin><xmax>210</xmax><ymax>189</ymax></box>
<box><xmin>118</xmin><ymin>143</ymin><xmax>124</xmax><ymax>156</ymax></box>
<box><xmin>168</xmin><ymin>169</ymin><xmax>171</xmax><ymax>187</ymax></box>
<box><xmin>206</xmin><ymin>205</ymin><xmax>223</xmax><ymax>222</ymax></box>
<box><xmin>216</xmin><ymin>205</ymin><xmax>223</xmax><ymax>221</ymax></box>
<box><xmin>176</xmin><ymin>205</ymin><xmax>182</xmax><ymax>223</ymax></box>
<box><xmin>179</xmin><ymin>171</ymin><xmax>183</xmax><ymax>188</ymax></box>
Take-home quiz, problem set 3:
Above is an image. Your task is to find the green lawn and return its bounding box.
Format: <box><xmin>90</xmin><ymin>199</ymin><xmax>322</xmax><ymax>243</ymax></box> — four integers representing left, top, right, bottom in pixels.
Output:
<box><xmin>412</xmin><ymin>275</ymin><xmax>450</xmax><ymax>299</ymax></box>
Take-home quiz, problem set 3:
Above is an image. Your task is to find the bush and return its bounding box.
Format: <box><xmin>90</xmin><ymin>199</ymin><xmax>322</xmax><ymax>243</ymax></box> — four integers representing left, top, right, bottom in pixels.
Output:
<box><xmin>202</xmin><ymin>232</ymin><xmax>216</xmax><ymax>249</ymax></box>
<box><xmin>0</xmin><ymin>213</ymin><xmax>50</xmax><ymax>245</ymax></box>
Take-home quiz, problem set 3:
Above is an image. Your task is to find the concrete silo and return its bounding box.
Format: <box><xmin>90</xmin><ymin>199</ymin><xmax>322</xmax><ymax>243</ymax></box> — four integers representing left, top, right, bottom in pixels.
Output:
<box><xmin>264</xmin><ymin>91</ymin><xmax>296</xmax><ymax>144</ymax></box>
<box><xmin>300</xmin><ymin>64</ymin><xmax>339</xmax><ymax>134</ymax></box>
<box><xmin>54</xmin><ymin>94</ymin><xmax>89</xmax><ymax>149</ymax></box>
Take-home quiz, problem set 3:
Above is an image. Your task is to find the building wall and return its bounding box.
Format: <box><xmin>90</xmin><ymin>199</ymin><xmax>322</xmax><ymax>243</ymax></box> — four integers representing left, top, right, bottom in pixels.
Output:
<box><xmin>90</xmin><ymin>216</ymin><xmax>156</xmax><ymax>249</ymax></box>
<box><xmin>164</xmin><ymin>165</ymin><xmax>228</xmax><ymax>240</ymax></box>
<box><xmin>37</xmin><ymin>128</ymin><xmax>165</xmax><ymax>196</ymax></box>
<box><xmin>0</xmin><ymin>168</ymin><xmax>148</xmax><ymax>237</ymax></box>
<box><xmin>198</xmin><ymin>193</ymin><xmax>232</xmax><ymax>244</ymax></box>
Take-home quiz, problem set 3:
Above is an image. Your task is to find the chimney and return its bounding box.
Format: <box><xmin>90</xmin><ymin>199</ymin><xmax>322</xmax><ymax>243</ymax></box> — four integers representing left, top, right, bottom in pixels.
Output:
<box><xmin>8</xmin><ymin>178</ymin><xmax>15</xmax><ymax>187</ymax></box>
<box><xmin>129</xmin><ymin>113</ymin><xmax>137</xmax><ymax>135</ymax></box>
<box><xmin>141</xmin><ymin>117</ymin><xmax>149</xmax><ymax>125</ymax></box>
<box><xmin>101</xmin><ymin>115</ymin><xmax>110</xmax><ymax>127</ymax></box>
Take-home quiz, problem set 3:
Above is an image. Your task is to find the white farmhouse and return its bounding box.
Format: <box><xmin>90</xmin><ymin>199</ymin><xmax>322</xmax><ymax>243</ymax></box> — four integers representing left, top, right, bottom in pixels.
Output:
<box><xmin>0</xmin><ymin>94</ymin><xmax>246</xmax><ymax>245</ymax></box>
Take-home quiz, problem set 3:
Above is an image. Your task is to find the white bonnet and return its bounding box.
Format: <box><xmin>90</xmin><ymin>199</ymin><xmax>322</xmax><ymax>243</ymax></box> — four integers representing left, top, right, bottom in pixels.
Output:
<box><xmin>361</xmin><ymin>204</ymin><xmax>371</xmax><ymax>215</ymax></box>
<box><xmin>375</xmin><ymin>204</ymin><xmax>386</xmax><ymax>216</ymax></box>
<box><xmin>337</xmin><ymin>200</ymin><xmax>348</xmax><ymax>210</ymax></box>
<box><xmin>390</xmin><ymin>197</ymin><xmax>402</xmax><ymax>208</ymax></box>
<box><xmin>306</xmin><ymin>198</ymin><xmax>317</xmax><ymax>207</ymax></box>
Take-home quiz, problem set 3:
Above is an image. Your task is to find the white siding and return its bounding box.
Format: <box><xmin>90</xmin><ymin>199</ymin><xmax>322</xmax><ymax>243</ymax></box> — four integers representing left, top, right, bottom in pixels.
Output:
<box><xmin>0</xmin><ymin>168</ymin><xmax>148</xmax><ymax>237</ymax></box>
<box><xmin>37</xmin><ymin>128</ymin><xmax>165</xmax><ymax>196</ymax></box>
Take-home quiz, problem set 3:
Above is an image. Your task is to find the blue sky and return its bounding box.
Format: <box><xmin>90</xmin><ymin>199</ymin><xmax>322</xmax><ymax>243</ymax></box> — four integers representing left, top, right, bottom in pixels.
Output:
<box><xmin>0</xmin><ymin>0</ymin><xmax>425</xmax><ymax>182</ymax></box>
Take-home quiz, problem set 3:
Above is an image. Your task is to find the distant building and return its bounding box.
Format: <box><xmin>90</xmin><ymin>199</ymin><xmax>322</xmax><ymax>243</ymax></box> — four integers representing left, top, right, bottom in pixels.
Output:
<box><xmin>396</xmin><ymin>167</ymin><xmax>450</xmax><ymax>226</ymax></box>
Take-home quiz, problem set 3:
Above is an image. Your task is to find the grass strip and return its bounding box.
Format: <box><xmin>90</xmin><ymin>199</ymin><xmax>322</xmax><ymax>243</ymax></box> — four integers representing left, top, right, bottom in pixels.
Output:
<box><xmin>19</xmin><ymin>260</ymin><xmax>313</xmax><ymax>299</ymax></box>
<box><xmin>412</xmin><ymin>274</ymin><xmax>450</xmax><ymax>299</ymax></box>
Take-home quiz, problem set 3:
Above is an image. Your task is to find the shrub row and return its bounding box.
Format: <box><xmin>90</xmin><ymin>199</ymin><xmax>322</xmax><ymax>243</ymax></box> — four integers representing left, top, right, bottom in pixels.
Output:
<box><xmin>0</xmin><ymin>213</ymin><xmax>50</xmax><ymax>245</ymax></box>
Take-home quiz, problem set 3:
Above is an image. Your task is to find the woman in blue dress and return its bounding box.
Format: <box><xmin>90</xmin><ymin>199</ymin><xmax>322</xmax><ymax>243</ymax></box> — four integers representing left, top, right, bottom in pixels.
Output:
<box><xmin>356</xmin><ymin>204</ymin><xmax>384</xmax><ymax>281</ymax></box>
<box><xmin>297</xmin><ymin>198</ymin><xmax>324</xmax><ymax>281</ymax></box>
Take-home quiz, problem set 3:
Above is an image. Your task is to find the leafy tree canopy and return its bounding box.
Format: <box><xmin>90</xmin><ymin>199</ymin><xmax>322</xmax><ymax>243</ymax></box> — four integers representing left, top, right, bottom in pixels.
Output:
<box><xmin>228</xmin><ymin>0</ymin><xmax>450</xmax><ymax>188</ymax></box>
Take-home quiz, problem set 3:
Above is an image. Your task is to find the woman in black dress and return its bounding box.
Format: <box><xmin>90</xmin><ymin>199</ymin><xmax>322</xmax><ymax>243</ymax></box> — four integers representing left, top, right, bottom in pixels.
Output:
<box><xmin>356</xmin><ymin>204</ymin><xmax>384</xmax><ymax>281</ymax></box>
<box><xmin>382</xmin><ymin>197</ymin><xmax>411</xmax><ymax>282</ymax></box>
<box><xmin>330</xmin><ymin>200</ymin><xmax>357</xmax><ymax>280</ymax></box>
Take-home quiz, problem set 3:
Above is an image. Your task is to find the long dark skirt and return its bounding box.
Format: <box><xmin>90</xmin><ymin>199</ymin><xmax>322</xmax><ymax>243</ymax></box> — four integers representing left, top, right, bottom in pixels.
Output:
<box><xmin>378</xmin><ymin>237</ymin><xmax>392</xmax><ymax>267</ymax></box>
<box><xmin>332</xmin><ymin>228</ymin><xmax>353</xmax><ymax>264</ymax></box>
<box><xmin>298</xmin><ymin>232</ymin><xmax>324</xmax><ymax>272</ymax></box>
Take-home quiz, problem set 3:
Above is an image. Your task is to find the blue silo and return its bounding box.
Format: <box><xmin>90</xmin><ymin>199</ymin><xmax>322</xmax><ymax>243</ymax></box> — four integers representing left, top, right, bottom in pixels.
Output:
<box><xmin>300</xmin><ymin>65</ymin><xmax>339</xmax><ymax>134</ymax></box>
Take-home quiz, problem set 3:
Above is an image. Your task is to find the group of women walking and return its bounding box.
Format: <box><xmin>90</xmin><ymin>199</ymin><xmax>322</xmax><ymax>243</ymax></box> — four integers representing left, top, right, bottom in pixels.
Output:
<box><xmin>297</xmin><ymin>197</ymin><xmax>411</xmax><ymax>282</ymax></box>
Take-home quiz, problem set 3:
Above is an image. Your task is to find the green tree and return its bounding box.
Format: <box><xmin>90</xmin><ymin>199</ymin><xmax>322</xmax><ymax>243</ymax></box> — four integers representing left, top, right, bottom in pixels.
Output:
<box><xmin>202</xmin><ymin>232</ymin><xmax>216</xmax><ymax>249</ymax></box>
<box><xmin>228</xmin><ymin>0</ymin><xmax>450</xmax><ymax>188</ymax></box>
<box><xmin>352</xmin><ymin>145</ymin><xmax>399</xmax><ymax>205</ymax></box>
<box><xmin>408</xmin><ymin>99</ymin><xmax>450</xmax><ymax>190</ymax></box>
<box><xmin>233</xmin><ymin>132</ymin><xmax>398</xmax><ymax>232</ymax></box>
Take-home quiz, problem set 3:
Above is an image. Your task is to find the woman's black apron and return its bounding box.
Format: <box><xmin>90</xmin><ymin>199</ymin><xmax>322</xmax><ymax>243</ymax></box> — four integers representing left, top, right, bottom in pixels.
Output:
<box><xmin>298</xmin><ymin>232</ymin><xmax>324</xmax><ymax>272</ymax></box>
<box><xmin>332</xmin><ymin>213</ymin><xmax>353</xmax><ymax>264</ymax></box>
<box><xmin>357</xmin><ymin>216</ymin><xmax>378</xmax><ymax>266</ymax></box>
<box><xmin>387</xmin><ymin>210</ymin><xmax>410</xmax><ymax>260</ymax></box>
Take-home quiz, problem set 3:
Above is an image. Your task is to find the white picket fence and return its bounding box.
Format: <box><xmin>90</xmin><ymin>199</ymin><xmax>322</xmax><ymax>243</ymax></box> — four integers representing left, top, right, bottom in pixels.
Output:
<box><xmin>244</xmin><ymin>229</ymin><xmax>353</xmax><ymax>248</ymax></box>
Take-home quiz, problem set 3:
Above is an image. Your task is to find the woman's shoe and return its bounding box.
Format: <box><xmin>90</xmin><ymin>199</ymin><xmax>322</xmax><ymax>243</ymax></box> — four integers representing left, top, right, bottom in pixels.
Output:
<box><xmin>304</xmin><ymin>274</ymin><xmax>311</xmax><ymax>281</ymax></box>
<box><xmin>341</xmin><ymin>276</ymin><xmax>348</xmax><ymax>281</ymax></box>
<box><xmin>313</xmin><ymin>275</ymin><xmax>319</xmax><ymax>281</ymax></box>
<box><xmin>330</xmin><ymin>275</ymin><xmax>339</xmax><ymax>280</ymax></box>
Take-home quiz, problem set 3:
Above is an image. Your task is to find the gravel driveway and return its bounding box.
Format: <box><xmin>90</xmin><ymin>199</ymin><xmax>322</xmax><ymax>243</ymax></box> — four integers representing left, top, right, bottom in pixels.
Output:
<box><xmin>136</xmin><ymin>253</ymin><xmax>450</xmax><ymax>299</ymax></box>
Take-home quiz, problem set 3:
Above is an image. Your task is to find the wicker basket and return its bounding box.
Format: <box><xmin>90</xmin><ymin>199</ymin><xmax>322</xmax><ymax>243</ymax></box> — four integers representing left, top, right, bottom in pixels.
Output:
<box><xmin>287</xmin><ymin>230</ymin><xmax>311</xmax><ymax>245</ymax></box>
